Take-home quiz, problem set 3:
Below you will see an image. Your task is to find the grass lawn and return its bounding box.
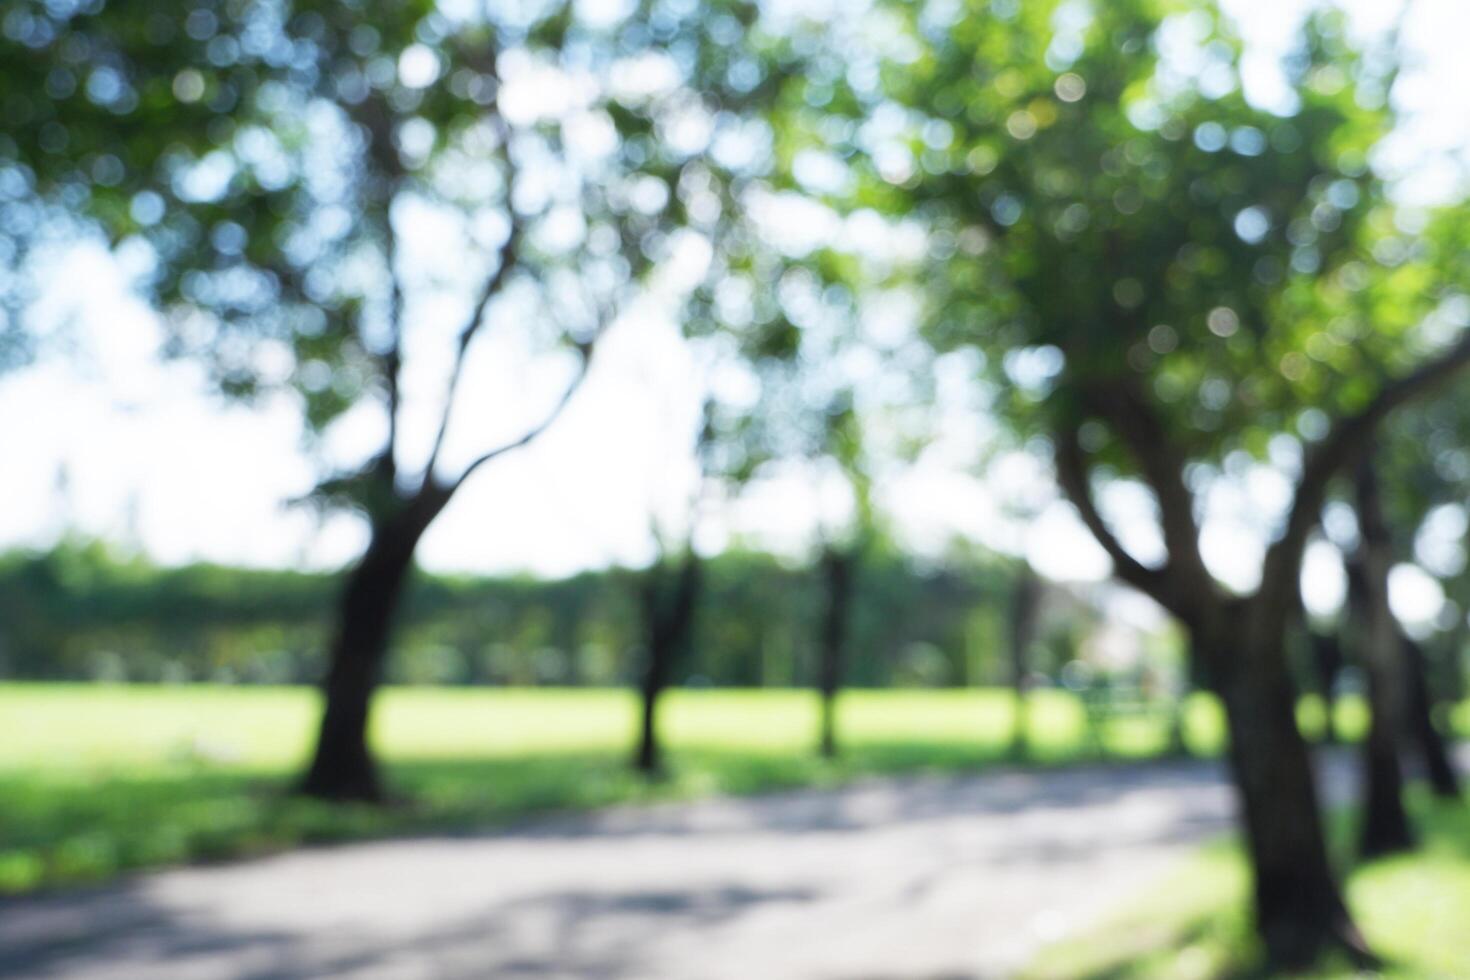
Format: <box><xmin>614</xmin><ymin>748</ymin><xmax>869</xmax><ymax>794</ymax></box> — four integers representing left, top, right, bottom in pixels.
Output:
<box><xmin>1022</xmin><ymin>790</ymin><xmax>1470</xmax><ymax>979</ymax></box>
<box><xmin>0</xmin><ymin>683</ymin><xmax>1220</xmax><ymax>894</ymax></box>
<box><xmin>0</xmin><ymin>682</ymin><xmax>1434</xmax><ymax>898</ymax></box>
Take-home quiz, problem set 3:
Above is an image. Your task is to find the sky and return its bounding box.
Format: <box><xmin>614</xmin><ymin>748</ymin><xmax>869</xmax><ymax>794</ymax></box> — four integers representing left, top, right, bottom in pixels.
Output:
<box><xmin>3</xmin><ymin>0</ymin><xmax>1469</xmax><ymax>629</ymax></box>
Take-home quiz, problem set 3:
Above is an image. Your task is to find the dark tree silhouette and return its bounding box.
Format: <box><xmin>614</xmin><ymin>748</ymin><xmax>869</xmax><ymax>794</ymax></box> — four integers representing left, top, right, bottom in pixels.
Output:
<box><xmin>634</xmin><ymin>547</ymin><xmax>702</xmax><ymax>776</ymax></box>
<box><xmin>1403</xmin><ymin>637</ymin><xmax>1461</xmax><ymax>799</ymax></box>
<box><xmin>1007</xmin><ymin>567</ymin><xmax>1041</xmax><ymax>758</ymax></box>
<box><xmin>1309</xmin><ymin>631</ymin><xmax>1345</xmax><ymax>745</ymax></box>
<box><xmin>816</xmin><ymin>543</ymin><xmax>856</xmax><ymax>759</ymax></box>
<box><xmin>1053</xmin><ymin>345</ymin><xmax>1470</xmax><ymax>966</ymax></box>
<box><xmin>1347</xmin><ymin>454</ymin><xmax>1415</xmax><ymax>858</ymax></box>
<box><xmin>300</xmin><ymin>384</ymin><xmax>589</xmax><ymax>801</ymax></box>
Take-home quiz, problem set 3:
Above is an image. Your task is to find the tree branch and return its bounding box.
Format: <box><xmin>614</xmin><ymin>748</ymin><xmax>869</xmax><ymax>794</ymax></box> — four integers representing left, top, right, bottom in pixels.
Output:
<box><xmin>351</xmin><ymin>90</ymin><xmax>409</xmax><ymax>481</ymax></box>
<box><xmin>1262</xmin><ymin>331</ymin><xmax>1470</xmax><ymax>598</ymax></box>
<box><xmin>445</xmin><ymin>341</ymin><xmax>597</xmax><ymax>494</ymax></box>
<box><xmin>424</xmin><ymin>70</ymin><xmax>520</xmax><ymax>480</ymax></box>
<box><xmin>1053</xmin><ymin>422</ymin><xmax>1179</xmax><ymax>613</ymax></box>
<box><xmin>1084</xmin><ymin>380</ymin><xmax>1213</xmax><ymax>595</ymax></box>
<box><xmin>383</xmin><ymin>234</ymin><xmax>404</xmax><ymax>481</ymax></box>
<box><xmin>424</xmin><ymin>194</ymin><xmax>524</xmax><ymax>479</ymax></box>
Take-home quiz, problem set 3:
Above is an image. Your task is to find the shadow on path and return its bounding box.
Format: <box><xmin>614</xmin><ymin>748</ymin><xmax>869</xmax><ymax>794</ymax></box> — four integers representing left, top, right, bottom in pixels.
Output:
<box><xmin>2</xmin><ymin>750</ymin><xmax>1413</xmax><ymax>980</ymax></box>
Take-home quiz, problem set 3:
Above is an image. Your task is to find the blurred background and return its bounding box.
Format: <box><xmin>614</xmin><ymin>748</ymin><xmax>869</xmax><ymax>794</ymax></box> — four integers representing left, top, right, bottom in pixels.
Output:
<box><xmin>2</xmin><ymin>0</ymin><xmax>1469</xmax><ymax>976</ymax></box>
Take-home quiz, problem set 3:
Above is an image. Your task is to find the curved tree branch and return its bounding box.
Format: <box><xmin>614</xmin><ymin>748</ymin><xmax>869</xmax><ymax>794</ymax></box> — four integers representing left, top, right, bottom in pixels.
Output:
<box><xmin>350</xmin><ymin>90</ymin><xmax>409</xmax><ymax>481</ymax></box>
<box><xmin>1053</xmin><ymin>422</ymin><xmax>1180</xmax><ymax>614</ymax></box>
<box><xmin>424</xmin><ymin>173</ymin><xmax>524</xmax><ymax>478</ymax></box>
<box><xmin>1083</xmin><ymin>380</ymin><xmax>1214</xmax><ymax>597</ymax></box>
<box><xmin>383</xmin><ymin>231</ymin><xmax>405</xmax><ymax>482</ymax></box>
<box><xmin>1262</xmin><ymin>331</ymin><xmax>1470</xmax><ymax>601</ymax></box>
<box><xmin>424</xmin><ymin>54</ymin><xmax>520</xmax><ymax>480</ymax></box>
<box><xmin>445</xmin><ymin>341</ymin><xmax>597</xmax><ymax>495</ymax></box>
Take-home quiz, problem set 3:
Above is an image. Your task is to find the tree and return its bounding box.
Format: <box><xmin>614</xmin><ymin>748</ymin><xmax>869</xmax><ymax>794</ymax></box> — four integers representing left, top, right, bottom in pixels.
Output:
<box><xmin>625</xmin><ymin>381</ymin><xmax>714</xmax><ymax>777</ymax></box>
<box><xmin>1007</xmin><ymin>564</ymin><xmax>1041</xmax><ymax>758</ymax></box>
<box><xmin>2</xmin><ymin>0</ymin><xmax>751</xmax><ymax>799</ymax></box>
<box><xmin>716</xmin><ymin>366</ymin><xmax>898</xmax><ymax>759</ymax></box>
<box><xmin>1366</xmin><ymin>381</ymin><xmax>1470</xmax><ymax>799</ymax></box>
<box><xmin>1346</xmin><ymin>451</ymin><xmax>1415</xmax><ymax>856</ymax></box>
<box><xmin>812</xmin><ymin>396</ymin><xmax>875</xmax><ymax>758</ymax></box>
<box><xmin>1403</xmin><ymin>635</ymin><xmax>1461</xmax><ymax>798</ymax></box>
<box><xmin>633</xmin><ymin>534</ymin><xmax>702</xmax><ymax>775</ymax></box>
<box><xmin>1307</xmin><ymin>628</ymin><xmax>1345</xmax><ymax>744</ymax></box>
<box><xmin>792</xmin><ymin>0</ymin><xmax>1470</xmax><ymax>965</ymax></box>
<box><xmin>707</xmin><ymin>248</ymin><xmax>935</xmax><ymax>758</ymax></box>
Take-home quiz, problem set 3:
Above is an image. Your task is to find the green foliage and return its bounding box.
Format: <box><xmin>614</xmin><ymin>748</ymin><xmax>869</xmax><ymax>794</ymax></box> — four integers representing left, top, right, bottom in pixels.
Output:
<box><xmin>0</xmin><ymin>0</ymin><xmax>790</xmax><ymax>524</ymax></box>
<box><xmin>1372</xmin><ymin>378</ymin><xmax>1470</xmax><ymax>583</ymax></box>
<box><xmin>0</xmin><ymin>538</ymin><xmax>1029</xmax><ymax>687</ymax></box>
<box><xmin>785</xmin><ymin>0</ymin><xmax>1468</xmax><ymax>470</ymax></box>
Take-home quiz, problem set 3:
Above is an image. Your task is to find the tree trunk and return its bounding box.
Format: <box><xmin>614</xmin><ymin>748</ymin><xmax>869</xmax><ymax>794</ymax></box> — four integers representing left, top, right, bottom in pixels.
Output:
<box><xmin>1309</xmin><ymin>631</ymin><xmax>1343</xmax><ymax>745</ymax></box>
<box><xmin>1166</xmin><ymin>677</ymin><xmax>1189</xmax><ymax>757</ymax></box>
<box><xmin>1051</xmin><ymin>400</ymin><xmax>1389</xmax><ymax>969</ymax></box>
<box><xmin>1404</xmin><ymin>636</ymin><xmax>1461</xmax><ymax>799</ymax></box>
<box><xmin>634</xmin><ymin>552</ymin><xmax>701</xmax><ymax>775</ymax></box>
<box><xmin>1008</xmin><ymin>567</ymin><xmax>1040</xmax><ymax>758</ymax></box>
<box><xmin>635</xmin><ymin>645</ymin><xmax>666</xmax><ymax>774</ymax></box>
<box><xmin>298</xmin><ymin>507</ymin><xmax>433</xmax><ymax>801</ymax></box>
<box><xmin>1350</xmin><ymin>457</ymin><xmax>1415</xmax><ymax>858</ymax></box>
<box><xmin>817</xmin><ymin>546</ymin><xmax>855</xmax><ymax>759</ymax></box>
<box><xmin>1198</xmin><ymin>606</ymin><xmax>1370</xmax><ymax>970</ymax></box>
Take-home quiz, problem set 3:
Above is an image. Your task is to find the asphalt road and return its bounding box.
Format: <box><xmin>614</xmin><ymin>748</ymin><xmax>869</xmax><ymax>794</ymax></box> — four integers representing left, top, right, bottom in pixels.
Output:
<box><xmin>1</xmin><ymin>755</ymin><xmax>1367</xmax><ymax>980</ymax></box>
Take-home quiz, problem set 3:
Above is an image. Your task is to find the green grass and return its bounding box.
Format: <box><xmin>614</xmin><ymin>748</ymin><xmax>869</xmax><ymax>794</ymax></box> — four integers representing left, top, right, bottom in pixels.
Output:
<box><xmin>0</xmin><ymin>683</ymin><xmax>1447</xmax><ymax>899</ymax></box>
<box><xmin>0</xmin><ymin>683</ymin><xmax>1227</xmax><ymax>894</ymax></box>
<box><xmin>0</xmin><ymin>684</ymin><xmax>1210</xmax><ymax>771</ymax></box>
<box><xmin>1022</xmin><ymin>791</ymin><xmax>1470</xmax><ymax>979</ymax></box>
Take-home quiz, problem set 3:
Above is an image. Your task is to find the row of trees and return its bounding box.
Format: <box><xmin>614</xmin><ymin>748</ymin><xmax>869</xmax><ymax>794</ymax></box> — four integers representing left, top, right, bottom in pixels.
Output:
<box><xmin>5</xmin><ymin>0</ymin><xmax>1470</xmax><ymax>968</ymax></box>
<box><xmin>0</xmin><ymin>538</ymin><xmax>1048</xmax><ymax>691</ymax></box>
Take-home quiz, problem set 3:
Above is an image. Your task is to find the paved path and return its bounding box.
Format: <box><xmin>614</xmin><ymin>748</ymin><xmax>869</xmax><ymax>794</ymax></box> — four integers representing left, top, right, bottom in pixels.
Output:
<box><xmin>0</xmin><ymin>755</ymin><xmax>1371</xmax><ymax>980</ymax></box>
